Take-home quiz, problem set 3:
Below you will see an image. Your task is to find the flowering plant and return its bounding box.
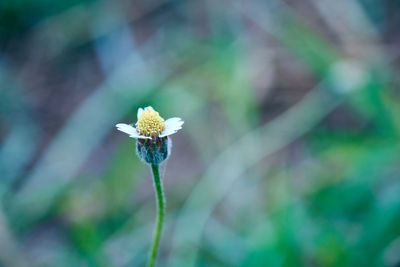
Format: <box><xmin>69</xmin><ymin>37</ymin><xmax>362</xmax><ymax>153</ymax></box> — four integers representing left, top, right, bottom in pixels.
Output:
<box><xmin>116</xmin><ymin>106</ymin><xmax>183</xmax><ymax>267</ymax></box>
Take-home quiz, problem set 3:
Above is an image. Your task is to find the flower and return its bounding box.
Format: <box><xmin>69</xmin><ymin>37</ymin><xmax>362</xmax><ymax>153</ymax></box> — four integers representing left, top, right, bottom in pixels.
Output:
<box><xmin>116</xmin><ymin>106</ymin><xmax>183</xmax><ymax>165</ymax></box>
<box><xmin>116</xmin><ymin>106</ymin><xmax>184</xmax><ymax>139</ymax></box>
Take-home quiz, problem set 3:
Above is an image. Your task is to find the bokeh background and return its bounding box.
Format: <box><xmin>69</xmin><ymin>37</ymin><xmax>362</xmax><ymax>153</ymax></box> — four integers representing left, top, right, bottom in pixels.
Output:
<box><xmin>1</xmin><ymin>0</ymin><xmax>400</xmax><ymax>266</ymax></box>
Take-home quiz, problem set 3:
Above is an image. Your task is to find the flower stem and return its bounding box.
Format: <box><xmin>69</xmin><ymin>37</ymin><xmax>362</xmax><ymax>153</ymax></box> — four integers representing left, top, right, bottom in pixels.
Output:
<box><xmin>147</xmin><ymin>164</ymin><xmax>165</xmax><ymax>267</ymax></box>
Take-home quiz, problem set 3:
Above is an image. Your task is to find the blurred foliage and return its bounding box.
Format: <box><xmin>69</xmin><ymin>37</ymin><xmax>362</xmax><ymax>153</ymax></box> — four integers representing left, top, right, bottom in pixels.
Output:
<box><xmin>1</xmin><ymin>0</ymin><xmax>400</xmax><ymax>266</ymax></box>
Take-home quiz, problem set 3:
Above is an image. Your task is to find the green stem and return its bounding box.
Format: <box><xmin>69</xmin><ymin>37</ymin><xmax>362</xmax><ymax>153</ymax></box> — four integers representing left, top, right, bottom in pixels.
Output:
<box><xmin>147</xmin><ymin>164</ymin><xmax>165</xmax><ymax>267</ymax></box>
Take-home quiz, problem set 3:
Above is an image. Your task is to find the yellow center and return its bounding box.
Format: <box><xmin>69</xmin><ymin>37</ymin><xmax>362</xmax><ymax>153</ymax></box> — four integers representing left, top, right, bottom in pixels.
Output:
<box><xmin>136</xmin><ymin>109</ymin><xmax>165</xmax><ymax>137</ymax></box>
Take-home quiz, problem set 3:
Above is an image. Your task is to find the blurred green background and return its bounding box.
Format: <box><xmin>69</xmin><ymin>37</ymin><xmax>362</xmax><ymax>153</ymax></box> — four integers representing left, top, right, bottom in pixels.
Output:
<box><xmin>1</xmin><ymin>0</ymin><xmax>400</xmax><ymax>266</ymax></box>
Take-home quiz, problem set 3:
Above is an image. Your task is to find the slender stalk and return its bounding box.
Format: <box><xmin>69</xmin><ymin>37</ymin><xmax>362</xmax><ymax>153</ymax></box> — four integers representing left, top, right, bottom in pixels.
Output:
<box><xmin>147</xmin><ymin>164</ymin><xmax>165</xmax><ymax>267</ymax></box>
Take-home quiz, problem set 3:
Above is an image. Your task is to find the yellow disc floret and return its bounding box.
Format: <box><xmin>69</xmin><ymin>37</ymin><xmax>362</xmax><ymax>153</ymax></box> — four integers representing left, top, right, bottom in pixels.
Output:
<box><xmin>136</xmin><ymin>109</ymin><xmax>165</xmax><ymax>137</ymax></box>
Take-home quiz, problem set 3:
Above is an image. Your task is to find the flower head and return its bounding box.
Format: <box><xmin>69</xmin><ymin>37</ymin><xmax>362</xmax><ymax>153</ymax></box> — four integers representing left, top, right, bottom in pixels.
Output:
<box><xmin>136</xmin><ymin>108</ymin><xmax>165</xmax><ymax>137</ymax></box>
<box><xmin>116</xmin><ymin>106</ymin><xmax>183</xmax><ymax>164</ymax></box>
<box><xmin>116</xmin><ymin>106</ymin><xmax>183</xmax><ymax>140</ymax></box>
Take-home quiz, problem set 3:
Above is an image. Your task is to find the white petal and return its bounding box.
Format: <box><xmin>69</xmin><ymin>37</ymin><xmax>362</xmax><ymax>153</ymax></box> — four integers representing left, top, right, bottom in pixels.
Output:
<box><xmin>165</xmin><ymin>117</ymin><xmax>184</xmax><ymax>130</ymax></box>
<box><xmin>165</xmin><ymin>117</ymin><xmax>184</xmax><ymax>125</ymax></box>
<box><xmin>137</xmin><ymin>135</ymin><xmax>152</xmax><ymax>140</ymax></box>
<box><xmin>116</xmin><ymin>123</ymin><xmax>136</xmax><ymax>135</ymax></box>
<box><xmin>144</xmin><ymin>106</ymin><xmax>154</xmax><ymax>111</ymax></box>
<box><xmin>160</xmin><ymin>129</ymin><xmax>179</xmax><ymax>137</ymax></box>
<box><xmin>137</xmin><ymin>108</ymin><xmax>144</xmax><ymax>120</ymax></box>
<box><xmin>160</xmin><ymin>117</ymin><xmax>183</xmax><ymax>137</ymax></box>
<box><xmin>165</xmin><ymin>125</ymin><xmax>183</xmax><ymax>134</ymax></box>
<box><xmin>116</xmin><ymin>123</ymin><xmax>140</xmax><ymax>138</ymax></box>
